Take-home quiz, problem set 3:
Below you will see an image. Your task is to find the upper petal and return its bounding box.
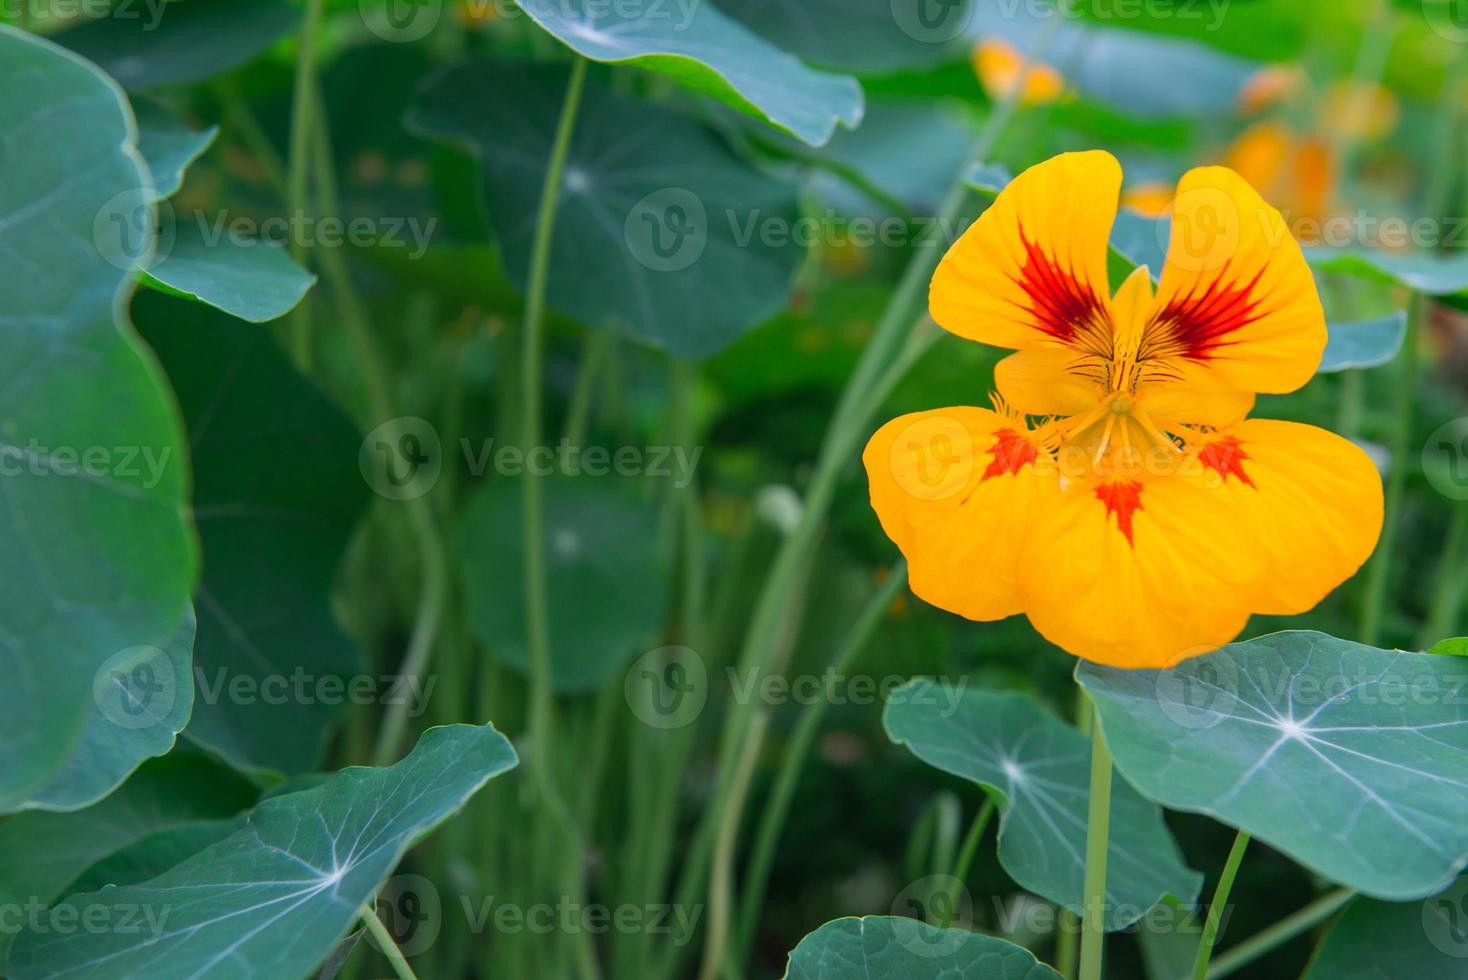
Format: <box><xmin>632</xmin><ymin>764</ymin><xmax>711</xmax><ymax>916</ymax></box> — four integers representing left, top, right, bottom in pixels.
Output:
<box><xmin>931</xmin><ymin>151</ymin><xmax>1121</xmax><ymax>355</ymax></box>
<box><xmin>1144</xmin><ymin>166</ymin><xmax>1326</xmax><ymax>394</ymax></box>
<box><xmin>863</xmin><ymin>407</ymin><xmax>1056</xmax><ymax>622</ymax></box>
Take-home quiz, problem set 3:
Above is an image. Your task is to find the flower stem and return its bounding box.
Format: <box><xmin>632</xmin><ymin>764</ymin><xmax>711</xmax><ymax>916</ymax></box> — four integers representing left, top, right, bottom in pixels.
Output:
<box><xmin>1200</xmin><ymin>887</ymin><xmax>1355</xmax><ymax>980</ymax></box>
<box><xmin>1189</xmin><ymin>830</ymin><xmax>1251</xmax><ymax>980</ymax></box>
<box><xmin>359</xmin><ymin>903</ymin><xmax>420</xmax><ymax>980</ymax></box>
<box><xmin>940</xmin><ymin>796</ymin><xmax>997</xmax><ymax>930</ymax></box>
<box><xmin>1078</xmin><ymin>698</ymin><xmax>1112</xmax><ymax>980</ymax></box>
<box><xmin>285</xmin><ymin>0</ymin><xmax>325</xmax><ymax>369</ymax></box>
<box><xmin>1358</xmin><ymin>292</ymin><xmax>1422</xmax><ymax>646</ymax></box>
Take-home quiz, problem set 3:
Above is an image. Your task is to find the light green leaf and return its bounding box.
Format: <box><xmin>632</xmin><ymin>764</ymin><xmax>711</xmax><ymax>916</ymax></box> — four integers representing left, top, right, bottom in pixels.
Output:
<box><xmin>1078</xmin><ymin>631</ymin><xmax>1468</xmax><ymax>901</ymax></box>
<box><xmin>716</xmin><ymin>0</ymin><xmax>972</xmax><ymax>74</ymax></box>
<box><xmin>144</xmin><ymin>220</ymin><xmax>316</xmax><ymax>323</ymax></box>
<box><xmin>134</xmin><ymin>98</ymin><xmax>216</xmax><ymax>200</ymax></box>
<box><xmin>24</xmin><ymin>610</ymin><xmax>196</xmax><ymax>812</ymax></box>
<box><xmin>1428</xmin><ymin>638</ymin><xmax>1468</xmax><ymax>658</ymax></box>
<box><xmin>1305</xmin><ymin>246</ymin><xmax>1468</xmax><ymax>296</ymax></box>
<box><xmin>56</xmin><ymin>0</ymin><xmax>297</xmax><ymax>91</ymax></box>
<box><xmin>0</xmin><ymin>26</ymin><xmax>196</xmax><ymax>812</ymax></box>
<box><xmin>135</xmin><ymin>291</ymin><xmax>367</xmax><ymax>776</ymax></box>
<box><xmin>408</xmin><ymin>62</ymin><xmax>803</xmax><ymax>359</ymax></box>
<box><xmin>1319</xmin><ymin>312</ymin><xmax>1409</xmax><ymax>372</ymax></box>
<box><xmin>459</xmin><ymin>476</ymin><xmax>669</xmax><ymax>694</ymax></box>
<box><xmin>782</xmin><ymin>916</ymin><xmax>1062</xmax><ymax>979</ymax></box>
<box><xmin>510</xmin><ymin>0</ymin><xmax>862</xmax><ymax>146</ymax></box>
<box><xmin>8</xmin><ymin>725</ymin><xmax>518</xmax><ymax>980</ymax></box>
<box><xmin>885</xmin><ymin>682</ymin><xmax>1202</xmax><ymax>930</ymax></box>
<box><xmin>1305</xmin><ymin>878</ymin><xmax>1468</xmax><ymax>979</ymax></box>
<box><xmin>0</xmin><ymin>756</ymin><xmax>255</xmax><ymax>965</ymax></box>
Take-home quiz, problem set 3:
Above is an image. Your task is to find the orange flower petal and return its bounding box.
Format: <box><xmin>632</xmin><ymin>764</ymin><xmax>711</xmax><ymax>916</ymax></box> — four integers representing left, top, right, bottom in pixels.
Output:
<box><xmin>1144</xmin><ymin>166</ymin><xmax>1326</xmax><ymax>395</ymax></box>
<box><xmin>863</xmin><ymin>407</ymin><xmax>1056</xmax><ymax>621</ymax></box>
<box><xmin>931</xmin><ymin>151</ymin><xmax>1120</xmax><ymax>355</ymax></box>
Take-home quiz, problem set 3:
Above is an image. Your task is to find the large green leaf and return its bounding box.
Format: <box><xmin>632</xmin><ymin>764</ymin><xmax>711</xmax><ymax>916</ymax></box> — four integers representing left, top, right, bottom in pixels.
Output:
<box><xmin>0</xmin><ymin>755</ymin><xmax>256</xmax><ymax>965</ymax></box>
<box><xmin>144</xmin><ymin>220</ymin><xmax>316</xmax><ymax>323</ymax></box>
<box><xmin>0</xmin><ymin>27</ymin><xmax>196</xmax><ymax>812</ymax></box>
<box><xmin>56</xmin><ymin>0</ymin><xmax>297</xmax><ymax>91</ymax></box>
<box><xmin>885</xmin><ymin>682</ymin><xmax>1202</xmax><ymax>930</ymax></box>
<box><xmin>8</xmin><ymin>725</ymin><xmax>518</xmax><ymax>980</ymax></box>
<box><xmin>716</xmin><ymin>0</ymin><xmax>974</xmax><ymax>74</ymax></box>
<box><xmin>135</xmin><ymin>291</ymin><xmax>367</xmax><ymax>775</ymax></box>
<box><xmin>1305</xmin><ymin>877</ymin><xmax>1468</xmax><ymax>979</ymax></box>
<box><xmin>782</xmin><ymin>916</ymin><xmax>1062</xmax><ymax>979</ymax></box>
<box><xmin>1305</xmin><ymin>246</ymin><xmax>1468</xmax><ymax>296</ymax></box>
<box><xmin>510</xmin><ymin>0</ymin><xmax>862</xmax><ymax>146</ymax></box>
<box><xmin>23</xmin><ymin>610</ymin><xmax>196</xmax><ymax>812</ymax></box>
<box><xmin>1078</xmin><ymin>631</ymin><xmax>1468</xmax><ymax>901</ymax></box>
<box><xmin>133</xmin><ymin>98</ymin><xmax>216</xmax><ymax>200</ymax></box>
<box><xmin>459</xmin><ymin>476</ymin><xmax>669</xmax><ymax>694</ymax></box>
<box><xmin>408</xmin><ymin>62</ymin><xmax>803</xmax><ymax>359</ymax></box>
<box><xmin>1318</xmin><ymin>312</ymin><xmax>1409</xmax><ymax>372</ymax></box>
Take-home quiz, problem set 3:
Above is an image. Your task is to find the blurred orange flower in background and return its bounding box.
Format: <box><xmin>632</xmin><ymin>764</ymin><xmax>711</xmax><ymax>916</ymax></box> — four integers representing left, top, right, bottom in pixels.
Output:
<box><xmin>973</xmin><ymin>37</ymin><xmax>1067</xmax><ymax>106</ymax></box>
<box><xmin>863</xmin><ymin>152</ymin><xmax>1383</xmax><ymax>668</ymax></box>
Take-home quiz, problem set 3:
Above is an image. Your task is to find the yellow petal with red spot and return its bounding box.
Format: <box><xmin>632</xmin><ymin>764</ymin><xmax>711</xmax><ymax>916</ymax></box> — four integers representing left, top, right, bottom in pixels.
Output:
<box><xmin>1145</xmin><ymin>166</ymin><xmax>1325</xmax><ymax>395</ymax></box>
<box><xmin>863</xmin><ymin>407</ymin><xmax>1056</xmax><ymax>621</ymax></box>
<box><xmin>1016</xmin><ymin>470</ymin><xmax>1257</xmax><ymax>668</ymax></box>
<box><xmin>931</xmin><ymin>151</ymin><xmax>1120</xmax><ymax>354</ymax></box>
<box><xmin>1189</xmin><ymin>419</ymin><xmax>1383</xmax><ymax>615</ymax></box>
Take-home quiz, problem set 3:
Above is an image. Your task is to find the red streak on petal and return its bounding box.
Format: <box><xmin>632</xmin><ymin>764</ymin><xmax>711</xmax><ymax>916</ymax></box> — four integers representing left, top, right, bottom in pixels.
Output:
<box><xmin>1095</xmin><ymin>480</ymin><xmax>1144</xmax><ymax>546</ymax></box>
<box><xmin>1014</xmin><ymin>225</ymin><xmax>1107</xmax><ymax>343</ymax></box>
<box><xmin>1150</xmin><ymin>261</ymin><xmax>1267</xmax><ymax>359</ymax></box>
<box><xmin>1199</xmin><ymin>436</ymin><xmax>1256</xmax><ymax>487</ymax></box>
<box><xmin>982</xmin><ymin>428</ymin><xmax>1038</xmax><ymax>481</ymax></box>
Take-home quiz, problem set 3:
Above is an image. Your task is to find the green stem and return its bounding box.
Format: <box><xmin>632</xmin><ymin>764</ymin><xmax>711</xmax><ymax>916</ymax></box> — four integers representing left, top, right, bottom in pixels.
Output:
<box><xmin>1358</xmin><ymin>293</ymin><xmax>1422</xmax><ymax>646</ymax></box>
<box><xmin>1201</xmin><ymin>888</ymin><xmax>1355</xmax><ymax>980</ymax></box>
<box><xmin>563</xmin><ymin>329</ymin><xmax>611</xmax><ymax>447</ymax></box>
<box><xmin>1189</xmin><ymin>830</ymin><xmax>1251</xmax><ymax>980</ymax></box>
<box><xmin>736</xmin><ymin>563</ymin><xmax>910</xmax><ymax>954</ymax></box>
<box><xmin>359</xmin><ymin>903</ymin><xmax>421</xmax><ymax>980</ymax></box>
<box><xmin>697</xmin><ymin>713</ymin><xmax>769</xmax><ymax>980</ymax></box>
<box><xmin>1055</xmin><ymin>915</ymin><xmax>1079</xmax><ymax>980</ymax></box>
<box><xmin>286</xmin><ymin>0</ymin><xmax>326</xmax><ymax>369</ymax></box>
<box><xmin>940</xmin><ymin>796</ymin><xmax>997</xmax><ymax>930</ymax></box>
<box><xmin>1421</xmin><ymin>505</ymin><xmax>1468</xmax><ymax>647</ymax></box>
<box><xmin>1078</xmin><ymin>700</ymin><xmax>1112</xmax><ymax>980</ymax></box>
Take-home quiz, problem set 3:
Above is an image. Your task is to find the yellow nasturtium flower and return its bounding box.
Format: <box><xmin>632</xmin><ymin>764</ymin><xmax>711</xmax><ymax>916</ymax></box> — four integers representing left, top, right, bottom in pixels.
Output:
<box><xmin>863</xmin><ymin>152</ymin><xmax>1383</xmax><ymax>668</ymax></box>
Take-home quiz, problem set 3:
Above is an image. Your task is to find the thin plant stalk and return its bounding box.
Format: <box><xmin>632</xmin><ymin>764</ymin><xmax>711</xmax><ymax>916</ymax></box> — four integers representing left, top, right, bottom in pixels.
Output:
<box><xmin>358</xmin><ymin>904</ymin><xmax>421</xmax><ymax>980</ymax></box>
<box><xmin>1201</xmin><ymin>888</ymin><xmax>1355</xmax><ymax>980</ymax></box>
<box><xmin>285</xmin><ymin>0</ymin><xmax>326</xmax><ymax>368</ymax></box>
<box><xmin>1189</xmin><ymin>830</ymin><xmax>1251</xmax><ymax>980</ymax></box>
<box><xmin>1078</xmin><ymin>701</ymin><xmax>1112</xmax><ymax>980</ymax></box>
<box><xmin>940</xmin><ymin>797</ymin><xmax>997</xmax><ymax>930</ymax></box>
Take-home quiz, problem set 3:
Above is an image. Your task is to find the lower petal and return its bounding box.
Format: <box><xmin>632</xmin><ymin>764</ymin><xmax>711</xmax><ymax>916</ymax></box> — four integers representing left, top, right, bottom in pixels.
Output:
<box><xmin>863</xmin><ymin>407</ymin><xmax>1055</xmax><ymax>621</ymax></box>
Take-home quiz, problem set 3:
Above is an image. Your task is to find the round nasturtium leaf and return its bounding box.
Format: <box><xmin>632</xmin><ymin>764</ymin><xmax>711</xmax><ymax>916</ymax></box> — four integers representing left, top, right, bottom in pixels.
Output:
<box><xmin>458</xmin><ymin>476</ymin><xmax>669</xmax><ymax>694</ymax></box>
<box><xmin>408</xmin><ymin>61</ymin><xmax>805</xmax><ymax>360</ymax></box>
<box><xmin>0</xmin><ymin>27</ymin><xmax>197</xmax><ymax>813</ymax></box>
<box><xmin>7</xmin><ymin>725</ymin><xmax>517</xmax><ymax>980</ymax></box>
<box><xmin>1078</xmin><ymin>631</ymin><xmax>1468</xmax><ymax>901</ymax></box>
<box><xmin>1305</xmin><ymin>877</ymin><xmax>1468</xmax><ymax>979</ymax></box>
<box><xmin>885</xmin><ymin>681</ymin><xmax>1202</xmax><ymax>931</ymax></box>
<box><xmin>507</xmin><ymin>0</ymin><xmax>863</xmax><ymax>146</ymax></box>
<box><xmin>782</xmin><ymin>916</ymin><xmax>1062</xmax><ymax>980</ymax></box>
<box><xmin>716</xmin><ymin>0</ymin><xmax>976</xmax><ymax>75</ymax></box>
